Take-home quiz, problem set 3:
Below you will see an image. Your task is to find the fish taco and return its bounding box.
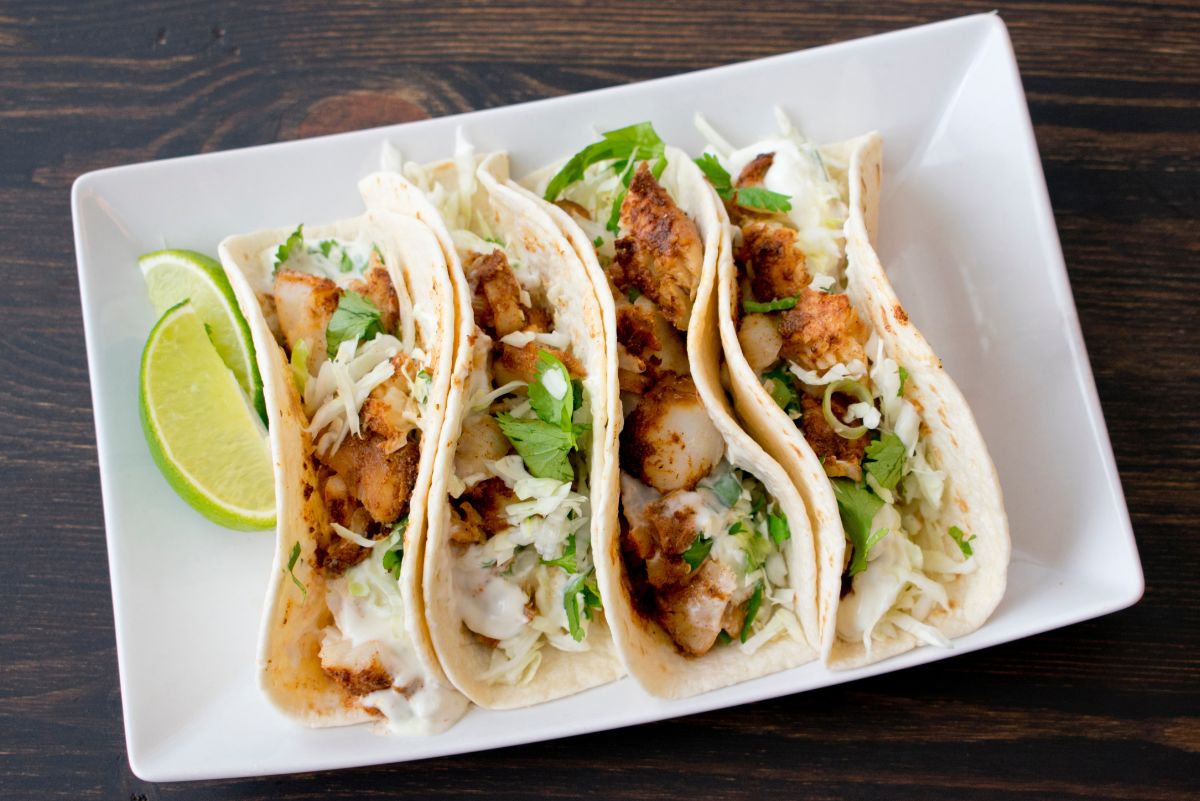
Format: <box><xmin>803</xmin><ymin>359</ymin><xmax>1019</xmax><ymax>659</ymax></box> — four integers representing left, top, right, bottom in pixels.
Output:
<box><xmin>360</xmin><ymin>145</ymin><xmax>623</xmax><ymax>708</ymax></box>
<box><xmin>694</xmin><ymin>111</ymin><xmax>1009</xmax><ymax>668</ymax></box>
<box><xmin>220</xmin><ymin>204</ymin><xmax>467</xmax><ymax>732</ymax></box>
<box><xmin>526</xmin><ymin>123</ymin><xmax>821</xmax><ymax>698</ymax></box>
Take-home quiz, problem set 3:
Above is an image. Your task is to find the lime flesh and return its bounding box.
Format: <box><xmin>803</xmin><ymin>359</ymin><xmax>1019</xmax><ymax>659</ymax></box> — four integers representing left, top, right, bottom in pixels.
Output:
<box><xmin>140</xmin><ymin>301</ymin><xmax>275</xmax><ymax>530</ymax></box>
<box><xmin>139</xmin><ymin>249</ymin><xmax>265</xmax><ymax>421</ymax></box>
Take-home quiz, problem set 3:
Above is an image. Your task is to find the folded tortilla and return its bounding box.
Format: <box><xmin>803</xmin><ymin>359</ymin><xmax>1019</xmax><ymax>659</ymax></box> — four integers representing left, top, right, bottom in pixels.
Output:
<box><xmin>360</xmin><ymin>154</ymin><xmax>624</xmax><ymax>708</ymax></box>
<box><xmin>525</xmin><ymin>143</ymin><xmax>820</xmax><ymax>698</ymax></box>
<box><xmin>707</xmin><ymin>126</ymin><xmax>1010</xmax><ymax>669</ymax></box>
<box><xmin>220</xmin><ymin>204</ymin><xmax>467</xmax><ymax>731</ymax></box>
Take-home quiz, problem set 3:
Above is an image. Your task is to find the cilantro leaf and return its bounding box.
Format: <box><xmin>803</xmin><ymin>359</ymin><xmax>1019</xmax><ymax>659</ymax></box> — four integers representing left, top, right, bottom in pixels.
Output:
<box><xmin>528</xmin><ymin>350</ymin><xmax>574</xmax><ymax>430</ymax></box>
<box><xmin>694</xmin><ymin>153</ymin><xmax>792</xmax><ymax>213</ymax></box>
<box><xmin>382</xmin><ymin>543</ymin><xmax>403</xmax><ymax>580</ymax></box>
<box><xmin>339</xmin><ymin>249</ymin><xmax>354</xmax><ymax>273</ymax></box>
<box><xmin>864</xmin><ymin>432</ymin><xmax>906</xmax><ymax>491</ymax></box>
<box><xmin>708</xmin><ymin>470</ymin><xmax>743</xmax><ymax>508</ymax></box>
<box><xmin>739</xmin><ymin>581</ymin><xmax>765</xmax><ymax>642</ymax></box>
<box><xmin>318</xmin><ymin>239</ymin><xmax>335</xmax><ymax>257</ymax></box>
<box><xmin>627</xmin><ymin>286</ymin><xmax>641</xmax><ymax>303</ymax></box>
<box><xmin>949</xmin><ymin>525</ymin><xmax>976</xmax><ymax>557</ymax></box>
<box><xmin>325</xmin><ymin>291</ymin><xmax>383</xmax><ymax>357</ymax></box>
<box><xmin>763</xmin><ymin>366</ymin><xmax>801</xmax><ymax>415</ymax></box>
<box><xmin>694</xmin><ymin>153</ymin><xmax>734</xmax><ymax>195</ymax></box>
<box><xmin>494</xmin><ymin>414</ymin><xmax>577</xmax><ymax>482</ymax></box>
<box><xmin>285</xmin><ymin>541</ymin><xmax>307</xmax><ymax>598</ymax></box>
<box><xmin>563</xmin><ymin>569</ymin><xmax>602</xmax><ymax>642</ymax></box>
<box><xmin>381</xmin><ymin>518</ymin><xmax>408</xmax><ymax>580</ymax></box>
<box><xmin>831</xmin><ymin>478</ymin><xmax>885</xmax><ymax>577</ymax></box>
<box><xmin>743</xmin><ymin>295</ymin><xmax>799</xmax><ymax>314</ymax></box>
<box><xmin>274</xmin><ymin>224</ymin><xmax>305</xmax><ymax>269</ymax></box>
<box><xmin>592</xmin><ymin>236</ymin><xmax>603</xmax><ymax>250</ymax></box>
<box><xmin>750</xmin><ymin>482</ymin><xmax>768</xmax><ymax>517</ymax></box>
<box><xmin>681</xmin><ymin>532</ymin><xmax>713</xmax><ymax>571</ymax></box>
<box><xmin>541</xmin><ymin>533</ymin><xmax>577</xmax><ymax>572</ymax></box>
<box><xmin>898</xmin><ymin>365</ymin><xmax>909</xmax><ymax>395</ymax></box>
<box><xmin>768</xmin><ymin>512</ymin><xmax>791</xmax><ymax>547</ymax></box>
<box><xmin>733</xmin><ymin>187</ymin><xmax>793</xmax><ymax>213</ymax></box>
<box><xmin>545</xmin><ymin>122</ymin><xmax>666</xmax><ymax>202</ymax></box>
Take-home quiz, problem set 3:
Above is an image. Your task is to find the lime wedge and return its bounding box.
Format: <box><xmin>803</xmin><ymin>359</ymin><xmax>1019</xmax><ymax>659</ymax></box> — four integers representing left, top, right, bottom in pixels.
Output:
<box><xmin>140</xmin><ymin>301</ymin><xmax>275</xmax><ymax>531</ymax></box>
<box><xmin>139</xmin><ymin>249</ymin><xmax>265</xmax><ymax>420</ymax></box>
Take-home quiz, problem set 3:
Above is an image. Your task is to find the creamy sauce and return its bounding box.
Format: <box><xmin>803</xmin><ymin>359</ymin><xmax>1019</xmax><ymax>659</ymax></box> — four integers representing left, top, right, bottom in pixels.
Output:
<box><xmin>322</xmin><ymin>560</ymin><xmax>467</xmax><ymax>732</ymax></box>
<box><xmin>453</xmin><ymin>553</ymin><xmax>530</xmax><ymax>641</ymax></box>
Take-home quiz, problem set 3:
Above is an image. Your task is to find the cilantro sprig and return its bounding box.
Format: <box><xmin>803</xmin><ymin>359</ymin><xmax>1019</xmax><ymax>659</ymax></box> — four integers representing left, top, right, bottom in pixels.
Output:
<box><xmin>495</xmin><ymin>350</ymin><xmax>588</xmax><ymax>482</ymax></box>
<box><xmin>949</xmin><ymin>525</ymin><xmax>976</xmax><ymax>557</ymax></box>
<box><xmin>274</xmin><ymin>224</ymin><xmax>305</xmax><ymax>269</ymax></box>
<box><xmin>325</xmin><ymin>291</ymin><xmax>383</xmax><ymax>357</ymax></box>
<box><xmin>543</xmin><ymin>123</ymin><xmax>668</xmax><ymax>235</ymax></box>
<box><xmin>763</xmin><ymin>366</ymin><xmax>802</xmax><ymax>415</ymax></box>
<box><xmin>541</xmin><ymin>533</ymin><xmax>578</xmax><ymax>572</ymax></box>
<box><xmin>545</xmin><ymin>122</ymin><xmax>666</xmax><ymax>201</ymax></box>
<box><xmin>285</xmin><ymin>541</ymin><xmax>307</xmax><ymax>598</ymax></box>
<box><xmin>864</xmin><ymin>432</ymin><xmax>906</xmax><ymax>491</ymax></box>
<box><xmin>768</xmin><ymin>512</ymin><xmax>791</xmax><ymax>547</ymax></box>
<box><xmin>681</xmin><ymin>532</ymin><xmax>714</xmax><ymax>571</ymax></box>
<box><xmin>694</xmin><ymin>153</ymin><xmax>792</xmax><ymax>213</ymax></box>
<box><xmin>739</xmin><ymin>581</ymin><xmax>765</xmax><ymax>642</ymax></box>
<box><xmin>563</xmin><ymin>570</ymin><xmax>602</xmax><ymax>642</ymax></box>
<box><xmin>831</xmin><ymin>478</ymin><xmax>888</xmax><ymax>577</ymax></box>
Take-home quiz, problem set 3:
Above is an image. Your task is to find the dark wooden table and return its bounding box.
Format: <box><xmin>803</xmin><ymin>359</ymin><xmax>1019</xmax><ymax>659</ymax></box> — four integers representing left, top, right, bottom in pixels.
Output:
<box><xmin>3</xmin><ymin>1</ymin><xmax>1197</xmax><ymax>798</ymax></box>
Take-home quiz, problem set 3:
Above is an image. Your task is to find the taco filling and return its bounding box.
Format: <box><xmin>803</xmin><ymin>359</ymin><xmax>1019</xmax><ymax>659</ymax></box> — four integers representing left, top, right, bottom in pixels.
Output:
<box><xmin>547</xmin><ymin>124</ymin><xmax>804</xmax><ymax>657</ymax></box>
<box><xmin>696</xmin><ymin>111</ymin><xmax>979</xmax><ymax>654</ymax></box>
<box><xmin>400</xmin><ymin>154</ymin><xmax>603</xmax><ymax>687</ymax></box>
<box><xmin>261</xmin><ymin>225</ymin><xmax>449</xmax><ymax>724</ymax></box>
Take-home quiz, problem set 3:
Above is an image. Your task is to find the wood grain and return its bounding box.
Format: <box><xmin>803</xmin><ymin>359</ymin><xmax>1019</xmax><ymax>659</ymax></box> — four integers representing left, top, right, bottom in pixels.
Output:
<box><xmin>1</xmin><ymin>1</ymin><xmax>1197</xmax><ymax>799</ymax></box>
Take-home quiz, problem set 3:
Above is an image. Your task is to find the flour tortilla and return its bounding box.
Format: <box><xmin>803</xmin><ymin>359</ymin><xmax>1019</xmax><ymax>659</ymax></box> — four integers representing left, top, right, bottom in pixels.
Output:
<box><xmin>714</xmin><ymin>132</ymin><xmax>1010</xmax><ymax>669</ymax></box>
<box><xmin>525</xmin><ymin>146</ymin><xmax>820</xmax><ymax>698</ymax></box>
<box><xmin>360</xmin><ymin>157</ymin><xmax>624</xmax><ymax>709</ymax></box>
<box><xmin>220</xmin><ymin>207</ymin><xmax>460</xmax><ymax>728</ymax></box>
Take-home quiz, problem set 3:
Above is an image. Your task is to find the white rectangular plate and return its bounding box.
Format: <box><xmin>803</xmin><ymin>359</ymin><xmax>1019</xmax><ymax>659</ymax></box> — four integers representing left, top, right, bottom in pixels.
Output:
<box><xmin>72</xmin><ymin>13</ymin><xmax>1142</xmax><ymax>782</ymax></box>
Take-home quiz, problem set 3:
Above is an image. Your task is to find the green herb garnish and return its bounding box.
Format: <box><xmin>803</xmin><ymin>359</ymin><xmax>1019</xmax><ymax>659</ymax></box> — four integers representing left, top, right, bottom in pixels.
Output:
<box><xmin>563</xmin><ymin>570</ymin><xmax>602</xmax><ymax>642</ymax></box>
<box><xmin>528</xmin><ymin>350</ymin><xmax>575</xmax><ymax>430</ymax></box>
<box><xmin>318</xmin><ymin>239</ymin><xmax>335</xmax><ymax>257</ymax></box>
<box><xmin>739</xmin><ymin>581</ymin><xmax>765</xmax><ymax>642</ymax></box>
<box><xmin>274</xmin><ymin>224</ymin><xmax>305</xmax><ymax>269</ymax></box>
<box><xmin>864</xmin><ymin>432</ymin><xmax>906</xmax><ymax>491</ymax></box>
<box><xmin>743</xmin><ymin>295</ymin><xmax>799</xmax><ymax>314</ymax></box>
<box><xmin>681</xmin><ymin>532</ymin><xmax>713</xmax><ymax>571</ymax></box>
<box><xmin>494</xmin><ymin>416</ymin><xmax>578</xmax><ymax>482</ymax></box>
<box><xmin>497</xmin><ymin>350</ymin><xmax>587</xmax><ymax>482</ymax></box>
<box><xmin>382</xmin><ymin>544</ymin><xmax>403</xmax><ymax>580</ymax></box>
<box><xmin>768</xmin><ymin>512</ymin><xmax>791</xmax><ymax>547</ymax></box>
<box><xmin>544</xmin><ymin>123</ymin><xmax>668</xmax><ymax>235</ymax></box>
<box><xmin>763</xmin><ymin>366</ymin><xmax>801</xmax><ymax>415</ymax></box>
<box><xmin>325</xmin><ymin>291</ymin><xmax>383</xmax><ymax>357</ymax></box>
<box><xmin>709</xmin><ymin>470</ymin><xmax>743</xmax><ymax>508</ymax></box>
<box><xmin>949</xmin><ymin>525</ymin><xmax>976</xmax><ymax>557</ymax></box>
<box><xmin>831</xmin><ymin>478</ymin><xmax>886</xmax><ymax>577</ymax></box>
<box><xmin>694</xmin><ymin>153</ymin><xmax>793</xmax><ymax>213</ymax></box>
<box><xmin>541</xmin><ymin>533</ymin><xmax>578</xmax><ymax>572</ymax></box>
<box><xmin>285</xmin><ymin>541</ymin><xmax>307</xmax><ymax>598</ymax></box>
<box><xmin>898</xmin><ymin>365</ymin><xmax>909</xmax><ymax>395</ymax></box>
<box><xmin>627</xmin><ymin>286</ymin><xmax>641</xmax><ymax>303</ymax></box>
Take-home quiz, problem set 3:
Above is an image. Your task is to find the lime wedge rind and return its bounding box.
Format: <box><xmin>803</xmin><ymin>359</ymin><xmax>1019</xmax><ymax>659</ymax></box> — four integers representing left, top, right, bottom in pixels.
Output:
<box><xmin>140</xmin><ymin>300</ymin><xmax>276</xmax><ymax>531</ymax></box>
<box><xmin>138</xmin><ymin>249</ymin><xmax>266</xmax><ymax>422</ymax></box>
